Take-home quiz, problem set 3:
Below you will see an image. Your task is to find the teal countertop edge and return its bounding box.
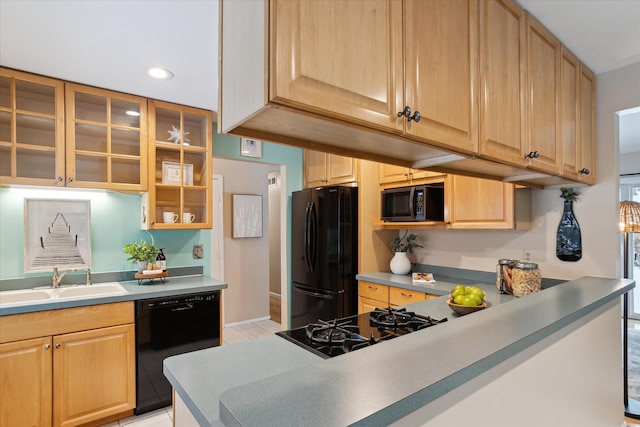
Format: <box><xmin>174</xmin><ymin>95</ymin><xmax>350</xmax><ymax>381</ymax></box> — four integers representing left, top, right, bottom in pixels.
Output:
<box><xmin>203</xmin><ymin>274</ymin><xmax>633</xmax><ymax>426</ymax></box>
<box><xmin>0</xmin><ymin>274</ymin><xmax>228</xmax><ymax>316</ymax></box>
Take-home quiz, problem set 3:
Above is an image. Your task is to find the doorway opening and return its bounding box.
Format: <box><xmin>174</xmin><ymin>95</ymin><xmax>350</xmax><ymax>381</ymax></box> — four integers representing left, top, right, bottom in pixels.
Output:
<box><xmin>210</xmin><ymin>160</ymin><xmax>288</xmax><ymax>329</ymax></box>
<box><xmin>268</xmin><ymin>170</ymin><xmax>282</xmax><ymax>323</ymax></box>
<box><xmin>618</xmin><ymin>106</ymin><xmax>640</xmax><ymax>419</ymax></box>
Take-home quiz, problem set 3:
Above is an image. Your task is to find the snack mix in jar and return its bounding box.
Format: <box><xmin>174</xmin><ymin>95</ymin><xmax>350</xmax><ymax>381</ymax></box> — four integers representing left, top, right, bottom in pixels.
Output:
<box><xmin>511</xmin><ymin>262</ymin><xmax>541</xmax><ymax>297</ymax></box>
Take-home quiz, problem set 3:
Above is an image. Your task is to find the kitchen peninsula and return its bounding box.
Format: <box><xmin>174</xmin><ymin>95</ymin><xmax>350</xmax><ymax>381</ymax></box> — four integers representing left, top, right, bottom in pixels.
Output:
<box><xmin>164</xmin><ymin>272</ymin><xmax>633</xmax><ymax>426</ymax></box>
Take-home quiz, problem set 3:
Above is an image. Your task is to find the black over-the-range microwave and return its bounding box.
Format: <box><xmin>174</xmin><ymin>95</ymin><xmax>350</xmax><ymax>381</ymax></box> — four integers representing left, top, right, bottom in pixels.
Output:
<box><xmin>381</xmin><ymin>183</ymin><xmax>445</xmax><ymax>222</ymax></box>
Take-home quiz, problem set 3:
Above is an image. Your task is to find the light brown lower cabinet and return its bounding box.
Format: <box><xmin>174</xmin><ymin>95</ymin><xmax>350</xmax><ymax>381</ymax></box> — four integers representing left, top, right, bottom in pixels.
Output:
<box><xmin>358</xmin><ymin>281</ymin><xmax>437</xmax><ymax>314</ymax></box>
<box><xmin>0</xmin><ymin>336</ymin><xmax>53</xmax><ymax>426</ymax></box>
<box><xmin>0</xmin><ymin>302</ymin><xmax>135</xmax><ymax>427</ymax></box>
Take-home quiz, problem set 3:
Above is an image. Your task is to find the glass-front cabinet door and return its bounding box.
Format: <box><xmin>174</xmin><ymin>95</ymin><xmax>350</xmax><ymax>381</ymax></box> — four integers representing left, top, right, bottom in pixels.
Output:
<box><xmin>143</xmin><ymin>100</ymin><xmax>212</xmax><ymax>229</ymax></box>
<box><xmin>65</xmin><ymin>83</ymin><xmax>147</xmax><ymax>190</ymax></box>
<box><xmin>0</xmin><ymin>68</ymin><xmax>65</xmax><ymax>186</ymax></box>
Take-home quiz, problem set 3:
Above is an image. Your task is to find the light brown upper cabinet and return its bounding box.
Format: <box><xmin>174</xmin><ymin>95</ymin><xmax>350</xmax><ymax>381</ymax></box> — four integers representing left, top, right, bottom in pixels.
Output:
<box><xmin>272</xmin><ymin>0</ymin><xmax>404</xmax><ymax>133</ymax></box>
<box><xmin>219</xmin><ymin>0</ymin><xmax>596</xmax><ymax>188</ymax></box>
<box><xmin>446</xmin><ymin>175</ymin><xmax>531</xmax><ymax>230</ymax></box>
<box><xmin>559</xmin><ymin>47</ymin><xmax>596</xmax><ymax>184</ymax></box>
<box><xmin>303</xmin><ymin>150</ymin><xmax>358</xmax><ymax>188</ymax></box>
<box><xmin>0</xmin><ymin>70</ymin><xmax>148</xmax><ymax>190</ymax></box>
<box><xmin>478</xmin><ymin>0</ymin><xmax>526</xmax><ymax>168</ymax></box>
<box><xmin>65</xmin><ymin>83</ymin><xmax>148</xmax><ymax>190</ymax></box>
<box><xmin>0</xmin><ymin>68</ymin><xmax>65</xmax><ymax>186</ymax></box>
<box><xmin>142</xmin><ymin>100</ymin><xmax>213</xmax><ymax>229</ymax></box>
<box><xmin>272</xmin><ymin>0</ymin><xmax>478</xmax><ymax>155</ymax></box>
<box><xmin>577</xmin><ymin>65</ymin><xmax>596</xmax><ymax>184</ymax></box>
<box><xmin>403</xmin><ymin>0</ymin><xmax>479</xmax><ymax>154</ymax></box>
<box><xmin>524</xmin><ymin>12</ymin><xmax>561</xmax><ymax>175</ymax></box>
<box><xmin>379</xmin><ymin>163</ymin><xmax>442</xmax><ymax>185</ymax></box>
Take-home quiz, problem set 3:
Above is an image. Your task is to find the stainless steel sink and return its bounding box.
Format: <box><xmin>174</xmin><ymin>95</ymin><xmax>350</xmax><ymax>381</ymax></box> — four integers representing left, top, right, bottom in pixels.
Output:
<box><xmin>0</xmin><ymin>282</ymin><xmax>129</xmax><ymax>308</ymax></box>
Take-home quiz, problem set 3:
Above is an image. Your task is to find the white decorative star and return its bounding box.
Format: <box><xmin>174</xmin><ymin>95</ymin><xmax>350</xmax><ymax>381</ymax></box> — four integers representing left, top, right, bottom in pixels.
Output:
<box><xmin>167</xmin><ymin>125</ymin><xmax>191</xmax><ymax>145</ymax></box>
<box><xmin>167</xmin><ymin>125</ymin><xmax>181</xmax><ymax>144</ymax></box>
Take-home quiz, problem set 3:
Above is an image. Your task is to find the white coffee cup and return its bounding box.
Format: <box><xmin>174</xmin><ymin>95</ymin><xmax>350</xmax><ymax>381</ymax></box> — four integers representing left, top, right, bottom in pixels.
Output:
<box><xmin>183</xmin><ymin>213</ymin><xmax>196</xmax><ymax>223</ymax></box>
<box><xmin>163</xmin><ymin>212</ymin><xmax>178</xmax><ymax>223</ymax></box>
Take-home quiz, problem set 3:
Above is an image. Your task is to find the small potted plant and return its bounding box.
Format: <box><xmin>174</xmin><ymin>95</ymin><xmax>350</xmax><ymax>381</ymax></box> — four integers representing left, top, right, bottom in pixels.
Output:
<box><xmin>389</xmin><ymin>231</ymin><xmax>423</xmax><ymax>275</ymax></box>
<box><xmin>390</xmin><ymin>231</ymin><xmax>423</xmax><ymax>254</ymax></box>
<box><xmin>123</xmin><ymin>240</ymin><xmax>159</xmax><ymax>273</ymax></box>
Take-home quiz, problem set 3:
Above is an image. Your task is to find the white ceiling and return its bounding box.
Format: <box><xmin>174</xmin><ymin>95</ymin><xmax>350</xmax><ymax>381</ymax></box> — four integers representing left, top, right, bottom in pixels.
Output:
<box><xmin>1</xmin><ymin>0</ymin><xmax>638</xmax><ymax>152</ymax></box>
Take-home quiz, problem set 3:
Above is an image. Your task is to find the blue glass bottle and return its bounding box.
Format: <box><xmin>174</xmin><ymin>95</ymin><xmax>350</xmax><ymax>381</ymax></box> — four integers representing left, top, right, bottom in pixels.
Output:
<box><xmin>556</xmin><ymin>201</ymin><xmax>582</xmax><ymax>261</ymax></box>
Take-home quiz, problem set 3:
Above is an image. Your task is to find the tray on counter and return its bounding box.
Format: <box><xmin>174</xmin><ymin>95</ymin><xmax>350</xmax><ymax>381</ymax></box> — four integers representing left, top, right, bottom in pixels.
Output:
<box><xmin>135</xmin><ymin>270</ymin><xmax>169</xmax><ymax>285</ymax></box>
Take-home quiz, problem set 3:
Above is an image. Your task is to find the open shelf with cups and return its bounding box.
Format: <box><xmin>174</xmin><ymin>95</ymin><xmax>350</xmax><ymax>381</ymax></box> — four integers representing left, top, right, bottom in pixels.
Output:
<box><xmin>142</xmin><ymin>100</ymin><xmax>212</xmax><ymax>229</ymax></box>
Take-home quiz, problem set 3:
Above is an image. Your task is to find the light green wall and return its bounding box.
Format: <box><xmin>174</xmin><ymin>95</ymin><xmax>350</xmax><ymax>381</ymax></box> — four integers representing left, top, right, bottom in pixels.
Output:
<box><xmin>212</xmin><ymin>132</ymin><xmax>303</xmax><ymax>193</ymax></box>
<box><xmin>0</xmin><ymin>130</ymin><xmax>303</xmax><ymax>291</ymax></box>
<box><xmin>0</xmin><ymin>188</ymin><xmax>208</xmax><ymax>281</ymax></box>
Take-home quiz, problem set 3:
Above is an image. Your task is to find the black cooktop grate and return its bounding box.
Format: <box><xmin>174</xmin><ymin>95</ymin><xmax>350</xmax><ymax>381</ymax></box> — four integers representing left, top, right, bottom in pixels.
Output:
<box><xmin>276</xmin><ymin>308</ymin><xmax>447</xmax><ymax>359</ymax></box>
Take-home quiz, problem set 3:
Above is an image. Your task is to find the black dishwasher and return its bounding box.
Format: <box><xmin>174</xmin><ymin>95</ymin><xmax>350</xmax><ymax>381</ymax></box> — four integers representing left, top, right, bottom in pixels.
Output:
<box><xmin>135</xmin><ymin>291</ymin><xmax>220</xmax><ymax>415</ymax></box>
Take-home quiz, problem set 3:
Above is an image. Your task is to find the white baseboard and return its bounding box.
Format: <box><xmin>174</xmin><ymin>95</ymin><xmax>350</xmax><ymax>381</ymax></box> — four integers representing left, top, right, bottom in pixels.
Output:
<box><xmin>224</xmin><ymin>315</ymin><xmax>271</xmax><ymax>328</ymax></box>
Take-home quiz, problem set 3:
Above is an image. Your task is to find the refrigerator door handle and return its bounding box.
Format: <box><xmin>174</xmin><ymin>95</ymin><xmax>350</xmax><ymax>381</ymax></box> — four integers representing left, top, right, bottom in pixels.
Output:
<box><xmin>293</xmin><ymin>283</ymin><xmax>344</xmax><ymax>299</ymax></box>
<box><xmin>304</xmin><ymin>202</ymin><xmax>313</xmax><ymax>272</ymax></box>
<box><xmin>309</xmin><ymin>201</ymin><xmax>317</xmax><ymax>270</ymax></box>
<box><xmin>304</xmin><ymin>201</ymin><xmax>317</xmax><ymax>272</ymax></box>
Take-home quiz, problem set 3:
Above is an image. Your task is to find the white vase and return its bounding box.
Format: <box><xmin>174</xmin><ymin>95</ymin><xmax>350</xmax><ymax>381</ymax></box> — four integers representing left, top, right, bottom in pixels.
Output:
<box><xmin>390</xmin><ymin>251</ymin><xmax>411</xmax><ymax>275</ymax></box>
<box><xmin>136</xmin><ymin>260</ymin><xmax>148</xmax><ymax>273</ymax></box>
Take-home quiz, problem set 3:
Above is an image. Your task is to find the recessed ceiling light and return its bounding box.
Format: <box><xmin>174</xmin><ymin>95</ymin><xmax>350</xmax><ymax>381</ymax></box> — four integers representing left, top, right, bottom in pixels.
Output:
<box><xmin>146</xmin><ymin>67</ymin><xmax>174</xmax><ymax>80</ymax></box>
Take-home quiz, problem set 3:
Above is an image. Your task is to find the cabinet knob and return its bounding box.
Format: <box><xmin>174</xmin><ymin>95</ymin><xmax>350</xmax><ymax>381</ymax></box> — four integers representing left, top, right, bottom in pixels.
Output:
<box><xmin>67</xmin><ymin>177</ymin><xmax>73</xmax><ymax>183</ymax></box>
<box><xmin>525</xmin><ymin>151</ymin><xmax>539</xmax><ymax>159</ymax></box>
<box><xmin>397</xmin><ymin>106</ymin><xmax>411</xmax><ymax>118</ymax></box>
<box><xmin>44</xmin><ymin>344</ymin><xmax>50</xmax><ymax>350</ymax></box>
<box><xmin>57</xmin><ymin>176</ymin><xmax>63</xmax><ymax>182</ymax></box>
<box><xmin>579</xmin><ymin>168</ymin><xmax>590</xmax><ymax>175</ymax></box>
<box><xmin>397</xmin><ymin>106</ymin><xmax>420</xmax><ymax>122</ymax></box>
<box><xmin>55</xmin><ymin>343</ymin><xmax>61</xmax><ymax>349</ymax></box>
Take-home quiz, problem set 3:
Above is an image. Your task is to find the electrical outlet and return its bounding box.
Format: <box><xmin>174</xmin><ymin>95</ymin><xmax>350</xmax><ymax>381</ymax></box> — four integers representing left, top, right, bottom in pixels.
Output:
<box><xmin>522</xmin><ymin>250</ymin><xmax>532</xmax><ymax>262</ymax></box>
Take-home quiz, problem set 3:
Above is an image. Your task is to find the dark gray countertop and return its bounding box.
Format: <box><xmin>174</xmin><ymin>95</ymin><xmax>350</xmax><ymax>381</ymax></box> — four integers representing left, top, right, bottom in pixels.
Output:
<box><xmin>163</xmin><ymin>273</ymin><xmax>633</xmax><ymax>427</ymax></box>
<box><xmin>0</xmin><ymin>275</ymin><xmax>227</xmax><ymax>316</ymax></box>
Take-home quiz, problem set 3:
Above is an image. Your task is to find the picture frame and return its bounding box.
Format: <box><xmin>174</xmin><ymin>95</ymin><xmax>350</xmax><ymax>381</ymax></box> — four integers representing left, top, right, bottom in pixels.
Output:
<box><xmin>241</xmin><ymin>138</ymin><xmax>262</xmax><ymax>158</ymax></box>
<box><xmin>162</xmin><ymin>161</ymin><xmax>194</xmax><ymax>185</ymax></box>
<box><xmin>232</xmin><ymin>194</ymin><xmax>262</xmax><ymax>238</ymax></box>
<box><xmin>24</xmin><ymin>199</ymin><xmax>91</xmax><ymax>273</ymax></box>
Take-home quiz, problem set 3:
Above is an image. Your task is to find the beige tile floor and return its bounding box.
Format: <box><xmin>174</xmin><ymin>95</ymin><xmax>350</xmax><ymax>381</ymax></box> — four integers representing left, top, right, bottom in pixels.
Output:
<box><xmin>100</xmin><ymin>319</ymin><xmax>282</xmax><ymax>427</ymax></box>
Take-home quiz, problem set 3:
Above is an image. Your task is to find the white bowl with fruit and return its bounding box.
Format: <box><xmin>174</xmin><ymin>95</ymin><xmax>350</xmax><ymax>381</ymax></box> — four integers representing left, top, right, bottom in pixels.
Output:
<box><xmin>447</xmin><ymin>285</ymin><xmax>487</xmax><ymax>315</ymax></box>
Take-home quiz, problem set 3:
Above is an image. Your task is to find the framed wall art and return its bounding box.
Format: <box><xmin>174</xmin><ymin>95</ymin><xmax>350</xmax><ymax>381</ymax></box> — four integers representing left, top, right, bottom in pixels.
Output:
<box><xmin>24</xmin><ymin>199</ymin><xmax>91</xmax><ymax>273</ymax></box>
<box><xmin>232</xmin><ymin>194</ymin><xmax>262</xmax><ymax>238</ymax></box>
<box><xmin>240</xmin><ymin>138</ymin><xmax>262</xmax><ymax>158</ymax></box>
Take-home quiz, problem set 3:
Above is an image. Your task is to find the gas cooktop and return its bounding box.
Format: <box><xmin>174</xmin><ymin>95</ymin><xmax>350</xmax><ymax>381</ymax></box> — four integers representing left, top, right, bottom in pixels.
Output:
<box><xmin>276</xmin><ymin>307</ymin><xmax>447</xmax><ymax>359</ymax></box>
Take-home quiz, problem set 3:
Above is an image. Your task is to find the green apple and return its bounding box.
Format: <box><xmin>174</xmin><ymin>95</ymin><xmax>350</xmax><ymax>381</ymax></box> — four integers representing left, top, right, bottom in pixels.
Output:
<box><xmin>453</xmin><ymin>295</ymin><xmax>468</xmax><ymax>305</ymax></box>
<box><xmin>451</xmin><ymin>288</ymin><xmax>467</xmax><ymax>299</ymax></box>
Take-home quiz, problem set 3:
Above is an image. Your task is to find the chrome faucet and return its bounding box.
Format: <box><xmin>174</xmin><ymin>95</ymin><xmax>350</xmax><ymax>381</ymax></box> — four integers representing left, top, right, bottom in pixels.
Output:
<box><xmin>51</xmin><ymin>267</ymin><xmax>76</xmax><ymax>288</ymax></box>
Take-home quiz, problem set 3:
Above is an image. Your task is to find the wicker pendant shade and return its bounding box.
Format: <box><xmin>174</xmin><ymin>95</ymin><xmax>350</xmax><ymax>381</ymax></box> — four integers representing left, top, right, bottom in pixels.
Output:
<box><xmin>620</xmin><ymin>201</ymin><xmax>640</xmax><ymax>233</ymax></box>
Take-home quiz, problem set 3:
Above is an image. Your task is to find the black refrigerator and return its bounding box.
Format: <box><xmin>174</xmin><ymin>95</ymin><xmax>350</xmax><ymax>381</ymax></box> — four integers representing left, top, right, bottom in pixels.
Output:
<box><xmin>290</xmin><ymin>186</ymin><xmax>358</xmax><ymax>328</ymax></box>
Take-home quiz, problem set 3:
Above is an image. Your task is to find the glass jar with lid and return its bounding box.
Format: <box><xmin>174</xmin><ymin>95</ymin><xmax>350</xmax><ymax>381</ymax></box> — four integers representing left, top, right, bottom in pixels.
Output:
<box><xmin>496</xmin><ymin>259</ymin><xmax>518</xmax><ymax>294</ymax></box>
<box><xmin>511</xmin><ymin>262</ymin><xmax>541</xmax><ymax>297</ymax></box>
